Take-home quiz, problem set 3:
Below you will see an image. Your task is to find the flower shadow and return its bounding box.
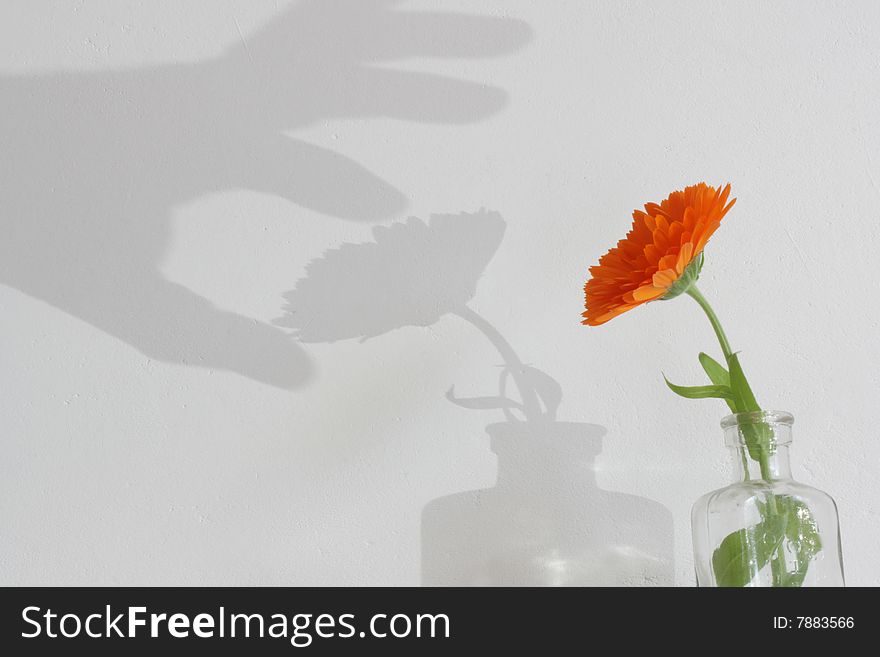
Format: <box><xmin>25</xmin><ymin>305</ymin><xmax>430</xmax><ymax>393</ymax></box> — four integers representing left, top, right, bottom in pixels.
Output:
<box><xmin>279</xmin><ymin>210</ymin><xmax>674</xmax><ymax>585</ymax></box>
<box><xmin>276</xmin><ymin>210</ymin><xmax>506</xmax><ymax>341</ymax></box>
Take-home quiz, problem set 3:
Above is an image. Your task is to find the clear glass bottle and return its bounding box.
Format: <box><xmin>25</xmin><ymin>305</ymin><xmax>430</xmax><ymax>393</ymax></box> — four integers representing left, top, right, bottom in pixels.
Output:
<box><xmin>692</xmin><ymin>411</ymin><xmax>844</xmax><ymax>587</ymax></box>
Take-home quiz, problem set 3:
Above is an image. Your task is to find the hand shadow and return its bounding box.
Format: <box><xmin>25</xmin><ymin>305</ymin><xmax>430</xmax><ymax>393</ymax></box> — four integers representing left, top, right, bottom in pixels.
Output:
<box><xmin>277</xmin><ymin>210</ymin><xmax>674</xmax><ymax>585</ymax></box>
<box><xmin>0</xmin><ymin>1</ymin><xmax>530</xmax><ymax>388</ymax></box>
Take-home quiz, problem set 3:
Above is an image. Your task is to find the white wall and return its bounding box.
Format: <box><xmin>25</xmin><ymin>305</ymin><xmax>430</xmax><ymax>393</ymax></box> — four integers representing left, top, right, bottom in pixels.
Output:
<box><xmin>2</xmin><ymin>0</ymin><xmax>878</xmax><ymax>586</ymax></box>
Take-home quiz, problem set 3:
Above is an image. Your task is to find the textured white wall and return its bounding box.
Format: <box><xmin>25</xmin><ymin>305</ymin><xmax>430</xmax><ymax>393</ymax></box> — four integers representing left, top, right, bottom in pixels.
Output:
<box><xmin>2</xmin><ymin>0</ymin><xmax>878</xmax><ymax>586</ymax></box>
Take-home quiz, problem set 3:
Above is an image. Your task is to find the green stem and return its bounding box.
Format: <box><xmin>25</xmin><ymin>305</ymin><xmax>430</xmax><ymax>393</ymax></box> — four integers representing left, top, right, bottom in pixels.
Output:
<box><xmin>685</xmin><ymin>285</ymin><xmax>748</xmax><ymax>476</ymax></box>
<box><xmin>685</xmin><ymin>286</ymin><xmax>733</xmax><ymax>360</ymax></box>
<box><xmin>685</xmin><ymin>284</ymin><xmax>786</xmax><ymax>584</ymax></box>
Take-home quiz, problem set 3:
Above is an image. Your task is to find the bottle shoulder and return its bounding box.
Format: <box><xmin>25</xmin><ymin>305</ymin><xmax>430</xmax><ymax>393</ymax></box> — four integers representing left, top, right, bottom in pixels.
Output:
<box><xmin>693</xmin><ymin>478</ymin><xmax>837</xmax><ymax>511</ymax></box>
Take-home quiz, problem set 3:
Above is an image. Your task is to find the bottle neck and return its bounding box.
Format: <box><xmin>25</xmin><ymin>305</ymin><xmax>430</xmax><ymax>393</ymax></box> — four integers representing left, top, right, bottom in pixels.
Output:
<box><xmin>722</xmin><ymin>413</ymin><xmax>795</xmax><ymax>483</ymax></box>
<box><xmin>731</xmin><ymin>444</ymin><xmax>792</xmax><ymax>482</ymax></box>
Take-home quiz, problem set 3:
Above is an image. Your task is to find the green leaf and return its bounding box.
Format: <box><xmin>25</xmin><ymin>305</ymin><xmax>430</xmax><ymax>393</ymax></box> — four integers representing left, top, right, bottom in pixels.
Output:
<box><xmin>663</xmin><ymin>376</ymin><xmax>735</xmax><ymax>401</ymax></box>
<box><xmin>777</xmin><ymin>497</ymin><xmax>823</xmax><ymax>587</ymax></box>
<box><xmin>713</xmin><ymin>518</ymin><xmax>785</xmax><ymax>587</ymax></box>
<box><xmin>726</xmin><ymin>353</ymin><xmax>772</xmax><ymax>460</ymax></box>
<box><xmin>726</xmin><ymin>353</ymin><xmax>759</xmax><ymax>412</ymax></box>
<box><xmin>699</xmin><ymin>352</ymin><xmax>730</xmax><ymax>386</ymax></box>
<box><xmin>712</xmin><ymin>529</ymin><xmax>756</xmax><ymax>587</ymax></box>
<box><xmin>713</xmin><ymin>496</ymin><xmax>823</xmax><ymax>587</ymax></box>
<box><xmin>698</xmin><ymin>352</ymin><xmax>736</xmax><ymax>412</ymax></box>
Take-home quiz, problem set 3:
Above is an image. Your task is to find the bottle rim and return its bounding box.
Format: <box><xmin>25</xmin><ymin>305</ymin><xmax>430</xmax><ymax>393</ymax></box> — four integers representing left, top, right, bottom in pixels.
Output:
<box><xmin>720</xmin><ymin>410</ymin><xmax>794</xmax><ymax>429</ymax></box>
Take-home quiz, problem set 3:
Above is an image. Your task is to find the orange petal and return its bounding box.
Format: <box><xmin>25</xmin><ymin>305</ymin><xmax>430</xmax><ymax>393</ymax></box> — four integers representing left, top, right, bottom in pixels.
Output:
<box><xmin>582</xmin><ymin>303</ymin><xmax>635</xmax><ymax>326</ymax></box>
<box><xmin>675</xmin><ymin>242</ymin><xmax>694</xmax><ymax>273</ymax></box>
<box><xmin>658</xmin><ymin>253</ymin><xmax>679</xmax><ymax>271</ymax></box>
<box><xmin>624</xmin><ymin>285</ymin><xmax>666</xmax><ymax>303</ymax></box>
<box><xmin>652</xmin><ymin>269</ymin><xmax>679</xmax><ymax>288</ymax></box>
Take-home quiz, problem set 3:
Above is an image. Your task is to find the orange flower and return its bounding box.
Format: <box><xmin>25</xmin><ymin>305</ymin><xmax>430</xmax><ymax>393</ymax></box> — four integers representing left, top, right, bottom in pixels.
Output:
<box><xmin>582</xmin><ymin>183</ymin><xmax>735</xmax><ymax>326</ymax></box>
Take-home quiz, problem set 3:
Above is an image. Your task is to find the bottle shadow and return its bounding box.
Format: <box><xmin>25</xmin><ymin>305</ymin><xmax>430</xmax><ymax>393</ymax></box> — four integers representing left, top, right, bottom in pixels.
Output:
<box><xmin>0</xmin><ymin>1</ymin><xmax>530</xmax><ymax>388</ymax></box>
<box><xmin>278</xmin><ymin>209</ymin><xmax>674</xmax><ymax>585</ymax></box>
<box><xmin>421</xmin><ymin>420</ymin><xmax>673</xmax><ymax>586</ymax></box>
